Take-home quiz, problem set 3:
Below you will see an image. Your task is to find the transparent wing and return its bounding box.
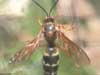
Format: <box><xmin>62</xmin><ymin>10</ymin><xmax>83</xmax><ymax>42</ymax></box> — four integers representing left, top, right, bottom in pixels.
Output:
<box><xmin>9</xmin><ymin>28</ymin><xmax>44</xmax><ymax>63</ymax></box>
<box><xmin>57</xmin><ymin>30</ymin><xmax>90</xmax><ymax>67</ymax></box>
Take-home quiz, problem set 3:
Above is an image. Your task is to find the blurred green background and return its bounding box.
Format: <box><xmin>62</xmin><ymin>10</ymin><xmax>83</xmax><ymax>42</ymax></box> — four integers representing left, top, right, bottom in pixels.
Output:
<box><xmin>0</xmin><ymin>0</ymin><xmax>97</xmax><ymax>75</ymax></box>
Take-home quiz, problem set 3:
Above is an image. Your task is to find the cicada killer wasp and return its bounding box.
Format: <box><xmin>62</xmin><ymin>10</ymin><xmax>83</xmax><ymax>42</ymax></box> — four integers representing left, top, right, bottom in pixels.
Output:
<box><xmin>9</xmin><ymin>0</ymin><xmax>90</xmax><ymax>75</ymax></box>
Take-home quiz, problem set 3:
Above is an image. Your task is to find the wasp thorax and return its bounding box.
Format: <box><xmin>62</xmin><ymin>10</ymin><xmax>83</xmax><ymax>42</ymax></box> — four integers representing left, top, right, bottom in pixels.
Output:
<box><xmin>44</xmin><ymin>21</ymin><xmax>57</xmax><ymax>45</ymax></box>
<box><xmin>44</xmin><ymin>23</ymin><xmax>55</xmax><ymax>32</ymax></box>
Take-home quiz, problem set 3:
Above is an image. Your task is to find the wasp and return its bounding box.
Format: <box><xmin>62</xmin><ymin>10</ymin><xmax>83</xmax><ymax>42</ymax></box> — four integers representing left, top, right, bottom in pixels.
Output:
<box><xmin>9</xmin><ymin>0</ymin><xmax>90</xmax><ymax>75</ymax></box>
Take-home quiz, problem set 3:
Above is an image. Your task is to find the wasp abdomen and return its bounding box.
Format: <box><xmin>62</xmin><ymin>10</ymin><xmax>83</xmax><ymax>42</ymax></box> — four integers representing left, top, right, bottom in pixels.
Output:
<box><xmin>43</xmin><ymin>50</ymin><xmax>59</xmax><ymax>75</ymax></box>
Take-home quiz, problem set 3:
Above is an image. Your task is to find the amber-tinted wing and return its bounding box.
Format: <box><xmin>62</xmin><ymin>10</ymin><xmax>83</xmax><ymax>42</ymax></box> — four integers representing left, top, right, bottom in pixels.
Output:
<box><xmin>57</xmin><ymin>30</ymin><xmax>90</xmax><ymax>66</ymax></box>
<box><xmin>9</xmin><ymin>29</ymin><xmax>43</xmax><ymax>63</ymax></box>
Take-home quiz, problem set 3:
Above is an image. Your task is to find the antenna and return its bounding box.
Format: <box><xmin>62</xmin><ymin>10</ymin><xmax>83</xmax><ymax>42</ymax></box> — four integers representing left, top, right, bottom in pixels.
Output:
<box><xmin>48</xmin><ymin>0</ymin><xmax>59</xmax><ymax>16</ymax></box>
<box><xmin>32</xmin><ymin>0</ymin><xmax>59</xmax><ymax>17</ymax></box>
<box><xmin>32</xmin><ymin>0</ymin><xmax>48</xmax><ymax>16</ymax></box>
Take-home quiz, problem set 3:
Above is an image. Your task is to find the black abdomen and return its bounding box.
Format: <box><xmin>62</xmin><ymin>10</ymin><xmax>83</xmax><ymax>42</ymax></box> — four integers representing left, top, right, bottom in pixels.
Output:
<box><xmin>43</xmin><ymin>50</ymin><xmax>59</xmax><ymax>75</ymax></box>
